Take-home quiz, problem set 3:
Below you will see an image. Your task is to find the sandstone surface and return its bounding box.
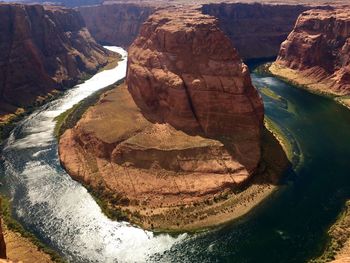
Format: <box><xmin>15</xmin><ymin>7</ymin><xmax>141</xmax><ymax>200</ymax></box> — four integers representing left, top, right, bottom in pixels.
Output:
<box><xmin>58</xmin><ymin>8</ymin><xmax>272</xmax><ymax>230</ymax></box>
<box><xmin>0</xmin><ymin>3</ymin><xmax>110</xmax><ymax>121</ymax></box>
<box><xmin>271</xmin><ymin>9</ymin><xmax>350</xmax><ymax>98</ymax></box>
<box><xmin>79</xmin><ymin>4</ymin><xmax>155</xmax><ymax>47</ymax></box>
<box><xmin>202</xmin><ymin>3</ymin><xmax>313</xmax><ymax>60</ymax></box>
<box><xmin>126</xmin><ymin>8</ymin><xmax>264</xmax><ymax>172</ymax></box>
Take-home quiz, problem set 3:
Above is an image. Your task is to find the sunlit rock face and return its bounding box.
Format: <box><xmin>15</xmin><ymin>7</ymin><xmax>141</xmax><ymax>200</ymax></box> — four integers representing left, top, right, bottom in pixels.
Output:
<box><xmin>126</xmin><ymin>8</ymin><xmax>264</xmax><ymax>172</ymax></box>
<box><xmin>0</xmin><ymin>3</ymin><xmax>109</xmax><ymax>118</ymax></box>
<box><xmin>275</xmin><ymin>8</ymin><xmax>350</xmax><ymax>95</ymax></box>
<box><xmin>59</xmin><ymin>8</ymin><xmax>265</xmax><ymax>230</ymax></box>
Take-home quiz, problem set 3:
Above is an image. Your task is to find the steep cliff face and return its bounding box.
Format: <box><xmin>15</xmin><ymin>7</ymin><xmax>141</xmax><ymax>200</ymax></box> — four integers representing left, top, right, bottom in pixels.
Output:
<box><xmin>59</xmin><ymin>8</ymin><xmax>266</xmax><ymax>230</ymax></box>
<box><xmin>272</xmin><ymin>9</ymin><xmax>350</xmax><ymax>96</ymax></box>
<box><xmin>79</xmin><ymin>2</ymin><xmax>315</xmax><ymax>60</ymax></box>
<box><xmin>202</xmin><ymin>3</ymin><xmax>312</xmax><ymax>60</ymax></box>
<box><xmin>126</xmin><ymin>8</ymin><xmax>264</xmax><ymax>171</ymax></box>
<box><xmin>78</xmin><ymin>4</ymin><xmax>155</xmax><ymax>47</ymax></box>
<box><xmin>0</xmin><ymin>4</ymin><xmax>110</xmax><ymax>120</ymax></box>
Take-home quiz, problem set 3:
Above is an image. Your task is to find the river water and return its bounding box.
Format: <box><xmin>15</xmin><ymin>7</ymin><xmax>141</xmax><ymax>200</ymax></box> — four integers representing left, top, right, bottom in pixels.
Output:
<box><xmin>1</xmin><ymin>48</ymin><xmax>350</xmax><ymax>263</ymax></box>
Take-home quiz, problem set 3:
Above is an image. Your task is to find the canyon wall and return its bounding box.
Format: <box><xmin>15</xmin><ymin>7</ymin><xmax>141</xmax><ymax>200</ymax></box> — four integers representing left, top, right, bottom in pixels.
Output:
<box><xmin>79</xmin><ymin>2</ymin><xmax>312</xmax><ymax>60</ymax></box>
<box><xmin>78</xmin><ymin>4</ymin><xmax>155</xmax><ymax>47</ymax></box>
<box><xmin>272</xmin><ymin>9</ymin><xmax>350</xmax><ymax>96</ymax></box>
<box><xmin>0</xmin><ymin>3</ymin><xmax>110</xmax><ymax>120</ymax></box>
<box><xmin>202</xmin><ymin>3</ymin><xmax>313</xmax><ymax>60</ymax></box>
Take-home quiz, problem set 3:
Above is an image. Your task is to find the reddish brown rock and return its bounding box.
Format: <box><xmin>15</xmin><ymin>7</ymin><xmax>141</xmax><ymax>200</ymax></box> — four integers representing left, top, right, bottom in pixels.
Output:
<box><xmin>273</xmin><ymin>8</ymin><xmax>350</xmax><ymax>96</ymax></box>
<box><xmin>59</xmin><ymin>8</ymin><xmax>267</xmax><ymax>230</ymax></box>
<box><xmin>126</xmin><ymin>8</ymin><xmax>264</xmax><ymax>171</ymax></box>
<box><xmin>202</xmin><ymin>3</ymin><xmax>314</xmax><ymax>60</ymax></box>
<box><xmin>0</xmin><ymin>3</ymin><xmax>110</xmax><ymax>120</ymax></box>
<box><xmin>79</xmin><ymin>2</ymin><xmax>329</xmax><ymax>60</ymax></box>
<box><xmin>78</xmin><ymin>3</ymin><xmax>155</xmax><ymax>47</ymax></box>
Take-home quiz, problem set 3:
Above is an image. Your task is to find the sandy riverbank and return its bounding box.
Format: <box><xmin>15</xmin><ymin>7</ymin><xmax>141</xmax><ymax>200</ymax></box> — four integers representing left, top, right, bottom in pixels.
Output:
<box><xmin>3</xmin><ymin>224</ymin><xmax>53</xmax><ymax>263</ymax></box>
<box><xmin>269</xmin><ymin>63</ymin><xmax>350</xmax><ymax>110</ymax></box>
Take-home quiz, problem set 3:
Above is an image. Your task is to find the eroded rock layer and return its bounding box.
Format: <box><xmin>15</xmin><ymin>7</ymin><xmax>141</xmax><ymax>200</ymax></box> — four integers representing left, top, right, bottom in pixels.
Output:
<box><xmin>78</xmin><ymin>4</ymin><xmax>155</xmax><ymax>47</ymax></box>
<box><xmin>59</xmin><ymin>8</ymin><xmax>265</xmax><ymax>230</ymax></box>
<box><xmin>0</xmin><ymin>3</ymin><xmax>110</xmax><ymax>119</ymax></box>
<box><xmin>273</xmin><ymin>8</ymin><xmax>350</xmax><ymax>96</ymax></box>
<box><xmin>202</xmin><ymin>3</ymin><xmax>312</xmax><ymax>60</ymax></box>
<box><xmin>127</xmin><ymin>8</ymin><xmax>264</xmax><ymax>171</ymax></box>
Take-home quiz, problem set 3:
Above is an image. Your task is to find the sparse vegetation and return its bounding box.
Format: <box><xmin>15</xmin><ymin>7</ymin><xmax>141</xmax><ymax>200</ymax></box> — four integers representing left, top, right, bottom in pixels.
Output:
<box><xmin>310</xmin><ymin>201</ymin><xmax>350</xmax><ymax>262</ymax></box>
<box><xmin>1</xmin><ymin>195</ymin><xmax>66</xmax><ymax>263</ymax></box>
<box><xmin>54</xmin><ymin>78</ymin><xmax>125</xmax><ymax>138</ymax></box>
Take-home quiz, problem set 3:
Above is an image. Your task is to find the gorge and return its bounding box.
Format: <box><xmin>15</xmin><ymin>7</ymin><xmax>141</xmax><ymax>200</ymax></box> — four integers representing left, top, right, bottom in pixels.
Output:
<box><xmin>0</xmin><ymin>1</ymin><xmax>350</xmax><ymax>263</ymax></box>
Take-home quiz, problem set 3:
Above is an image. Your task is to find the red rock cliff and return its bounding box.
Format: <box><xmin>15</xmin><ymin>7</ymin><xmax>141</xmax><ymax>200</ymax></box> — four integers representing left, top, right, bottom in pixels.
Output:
<box><xmin>202</xmin><ymin>3</ymin><xmax>315</xmax><ymax>60</ymax></box>
<box><xmin>78</xmin><ymin>4</ymin><xmax>155</xmax><ymax>47</ymax></box>
<box><xmin>127</xmin><ymin>8</ymin><xmax>264</xmax><ymax>171</ymax></box>
<box><xmin>79</xmin><ymin>2</ymin><xmax>314</xmax><ymax>60</ymax></box>
<box><xmin>274</xmin><ymin>8</ymin><xmax>350</xmax><ymax>95</ymax></box>
<box><xmin>0</xmin><ymin>3</ymin><xmax>109</xmax><ymax>119</ymax></box>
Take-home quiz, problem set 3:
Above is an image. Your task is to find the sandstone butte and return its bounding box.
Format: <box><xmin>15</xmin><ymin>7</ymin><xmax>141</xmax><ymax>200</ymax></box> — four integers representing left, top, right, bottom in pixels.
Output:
<box><xmin>59</xmin><ymin>8</ymin><xmax>289</xmax><ymax>231</ymax></box>
<box><xmin>270</xmin><ymin>8</ymin><xmax>350</xmax><ymax>108</ymax></box>
<box><xmin>0</xmin><ymin>3</ymin><xmax>114</xmax><ymax>124</ymax></box>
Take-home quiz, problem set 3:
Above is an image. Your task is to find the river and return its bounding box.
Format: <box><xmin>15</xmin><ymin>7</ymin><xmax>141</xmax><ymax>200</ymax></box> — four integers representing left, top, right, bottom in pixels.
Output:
<box><xmin>1</xmin><ymin>48</ymin><xmax>350</xmax><ymax>263</ymax></box>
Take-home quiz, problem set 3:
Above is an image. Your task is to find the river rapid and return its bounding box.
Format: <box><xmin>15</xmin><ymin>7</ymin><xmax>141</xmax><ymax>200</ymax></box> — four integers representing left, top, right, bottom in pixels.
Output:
<box><xmin>1</xmin><ymin>48</ymin><xmax>350</xmax><ymax>263</ymax></box>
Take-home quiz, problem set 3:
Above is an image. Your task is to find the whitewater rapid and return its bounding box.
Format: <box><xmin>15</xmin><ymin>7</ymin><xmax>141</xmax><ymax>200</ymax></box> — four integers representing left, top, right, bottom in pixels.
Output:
<box><xmin>1</xmin><ymin>47</ymin><xmax>186</xmax><ymax>263</ymax></box>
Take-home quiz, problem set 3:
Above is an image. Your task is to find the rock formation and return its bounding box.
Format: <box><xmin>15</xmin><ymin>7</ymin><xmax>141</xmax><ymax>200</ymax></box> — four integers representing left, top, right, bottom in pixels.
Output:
<box><xmin>79</xmin><ymin>2</ymin><xmax>317</xmax><ymax>60</ymax></box>
<box><xmin>126</xmin><ymin>8</ymin><xmax>264</xmax><ymax>171</ymax></box>
<box><xmin>78</xmin><ymin>4</ymin><xmax>155</xmax><ymax>47</ymax></box>
<box><xmin>59</xmin><ymin>8</ymin><xmax>267</xmax><ymax>230</ymax></box>
<box><xmin>202</xmin><ymin>3</ymin><xmax>312</xmax><ymax>60</ymax></box>
<box><xmin>271</xmin><ymin>8</ymin><xmax>350</xmax><ymax>97</ymax></box>
<box><xmin>0</xmin><ymin>3</ymin><xmax>110</xmax><ymax>121</ymax></box>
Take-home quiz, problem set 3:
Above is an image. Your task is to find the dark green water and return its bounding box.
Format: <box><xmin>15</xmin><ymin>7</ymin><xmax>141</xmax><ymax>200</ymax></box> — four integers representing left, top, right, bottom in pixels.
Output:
<box><xmin>154</xmin><ymin>70</ymin><xmax>350</xmax><ymax>262</ymax></box>
<box><xmin>1</xmin><ymin>57</ymin><xmax>350</xmax><ymax>262</ymax></box>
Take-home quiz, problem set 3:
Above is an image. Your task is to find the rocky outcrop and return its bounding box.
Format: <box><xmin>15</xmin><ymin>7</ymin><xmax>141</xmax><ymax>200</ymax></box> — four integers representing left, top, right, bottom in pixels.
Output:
<box><xmin>59</xmin><ymin>8</ymin><xmax>266</xmax><ymax>230</ymax></box>
<box><xmin>78</xmin><ymin>4</ymin><xmax>155</xmax><ymax>47</ymax></box>
<box><xmin>126</xmin><ymin>8</ymin><xmax>264</xmax><ymax>171</ymax></box>
<box><xmin>272</xmin><ymin>8</ymin><xmax>350</xmax><ymax>96</ymax></box>
<box><xmin>0</xmin><ymin>3</ymin><xmax>110</xmax><ymax>120</ymax></box>
<box><xmin>202</xmin><ymin>3</ymin><xmax>315</xmax><ymax>60</ymax></box>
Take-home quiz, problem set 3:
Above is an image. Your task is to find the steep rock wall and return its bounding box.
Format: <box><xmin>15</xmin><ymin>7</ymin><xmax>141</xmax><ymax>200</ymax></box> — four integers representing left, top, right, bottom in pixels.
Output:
<box><xmin>78</xmin><ymin>3</ymin><xmax>155</xmax><ymax>47</ymax></box>
<box><xmin>273</xmin><ymin>8</ymin><xmax>350</xmax><ymax>95</ymax></box>
<box><xmin>0</xmin><ymin>3</ymin><xmax>109</xmax><ymax>119</ymax></box>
